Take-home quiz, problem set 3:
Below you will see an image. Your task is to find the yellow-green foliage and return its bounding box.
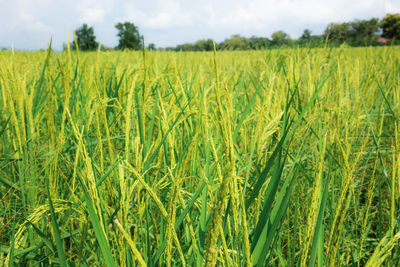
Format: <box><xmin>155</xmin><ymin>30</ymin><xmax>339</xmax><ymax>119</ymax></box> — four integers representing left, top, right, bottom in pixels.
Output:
<box><xmin>0</xmin><ymin>46</ymin><xmax>399</xmax><ymax>266</ymax></box>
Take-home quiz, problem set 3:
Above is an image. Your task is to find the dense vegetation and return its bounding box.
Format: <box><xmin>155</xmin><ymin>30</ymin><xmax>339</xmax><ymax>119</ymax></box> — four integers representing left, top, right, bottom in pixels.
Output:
<box><xmin>65</xmin><ymin>14</ymin><xmax>400</xmax><ymax>52</ymax></box>
<box><xmin>0</xmin><ymin>45</ymin><xmax>400</xmax><ymax>266</ymax></box>
<box><xmin>171</xmin><ymin>14</ymin><xmax>400</xmax><ymax>51</ymax></box>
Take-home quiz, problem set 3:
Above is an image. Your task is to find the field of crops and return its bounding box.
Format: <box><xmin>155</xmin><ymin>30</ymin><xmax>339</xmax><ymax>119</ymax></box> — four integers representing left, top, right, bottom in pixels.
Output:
<box><xmin>0</xmin><ymin>46</ymin><xmax>399</xmax><ymax>266</ymax></box>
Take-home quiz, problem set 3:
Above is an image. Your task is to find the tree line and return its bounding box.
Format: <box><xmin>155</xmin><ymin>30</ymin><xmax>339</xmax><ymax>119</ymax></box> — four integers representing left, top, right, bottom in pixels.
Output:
<box><xmin>66</xmin><ymin>22</ymin><xmax>142</xmax><ymax>51</ymax></box>
<box><xmin>68</xmin><ymin>13</ymin><xmax>400</xmax><ymax>52</ymax></box>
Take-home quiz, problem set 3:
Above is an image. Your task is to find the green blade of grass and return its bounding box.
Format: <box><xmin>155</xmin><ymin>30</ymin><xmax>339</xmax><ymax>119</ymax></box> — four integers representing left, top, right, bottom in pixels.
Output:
<box><xmin>9</xmin><ymin>225</ymin><xmax>16</xmax><ymax>267</ymax></box>
<box><xmin>291</xmin><ymin>192</ymin><xmax>299</xmax><ymax>267</ymax></box>
<box><xmin>252</xmin><ymin>162</ymin><xmax>297</xmax><ymax>266</ymax></box>
<box><xmin>143</xmin><ymin>94</ymin><xmax>193</xmax><ymax>172</ymax></box>
<box><xmin>47</xmin><ymin>186</ymin><xmax>68</xmax><ymax>267</ymax></box>
<box><xmin>0</xmin><ymin>176</ymin><xmax>21</xmax><ymax>192</ymax></box>
<box><xmin>76</xmin><ymin>175</ymin><xmax>116</xmax><ymax>267</ymax></box>
<box><xmin>26</xmin><ymin>219</ymin><xmax>56</xmax><ymax>253</ymax></box>
<box><xmin>153</xmin><ymin>181</ymin><xmax>206</xmax><ymax>264</ymax></box>
<box><xmin>251</xmin><ymin>150</ymin><xmax>285</xmax><ymax>250</ymax></box>
<box><xmin>245</xmin><ymin>128</ymin><xmax>290</xmax><ymax>210</ymax></box>
<box><xmin>0</xmin><ymin>115</ymin><xmax>10</xmax><ymax>137</ymax></box>
<box><xmin>308</xmin><ymin>165</ymin><xmax>331</xmax><ymax>267</ymax></box>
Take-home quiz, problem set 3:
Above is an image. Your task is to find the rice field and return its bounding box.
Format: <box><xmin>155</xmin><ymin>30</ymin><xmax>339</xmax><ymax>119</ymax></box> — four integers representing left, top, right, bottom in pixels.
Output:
<box><xmin>0</xmin><ymin>45</ymin><xmax>400</xmax><ymax>266</ymax></box>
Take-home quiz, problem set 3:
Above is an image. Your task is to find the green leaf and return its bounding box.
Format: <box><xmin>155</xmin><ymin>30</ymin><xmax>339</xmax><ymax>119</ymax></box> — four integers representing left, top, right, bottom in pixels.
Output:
<box><xmin>47</xmin><ymin>186</ymin><xmax>68</xmax><ymax>267</ymax></box>
<box><xmin>308</xmin><ymin>166</ymin><xmax>331</xmax><ymax>267</ymax></box>
<box><xmin>76</xmin><ymin>175</ymin><xmax>116</xmax><ymax>267</ymax></box>
<box><xmin>153</xmin><ymin>181</ymin><xmax>206</xmax><ymax>264</ymax></box>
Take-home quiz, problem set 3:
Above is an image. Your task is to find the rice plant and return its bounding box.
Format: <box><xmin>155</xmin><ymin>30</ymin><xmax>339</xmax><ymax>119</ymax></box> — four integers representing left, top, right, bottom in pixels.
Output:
<box><xmin>1</xmin><ymin>45</ymin><xmax>399</xmax><ymax>266</ymax></box>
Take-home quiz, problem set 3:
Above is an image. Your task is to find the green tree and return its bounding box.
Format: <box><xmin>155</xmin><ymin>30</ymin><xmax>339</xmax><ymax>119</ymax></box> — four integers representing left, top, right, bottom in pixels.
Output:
<box><xmin>147</xmin><ymin>43</ymin><xmax>156</xmax><ymax>50</ymax></box>
<box><xmin>380</xmin><ymin>13</ymin><xmax>400</xmax><ymax>39</ymax></box>
<box><xmin>194</xmin><ymin>39</ymin><xmax>214</xmax><ymax>51</ymax></box>
<box><xmin>271</xmin><ymin>31</ymin><xmax>291</xmax><ymax>46</ymax></box>
<box><xmin>175</xmin><ymin>43</ymin><xmax>195</xmax><ymax>51</ymax></box>
<box><xmin>300</xmin><ymin>29</ymin><xmax>312</xmax><ymax>41</ymax></box>
<box><xmin>248</xmin><ymin>36</ymin><xmax>270</xmax><ymax>49</ymax></box>
<box><xmin>349</xmin><ymin>18</ymin><xmax>379</xmax><ymax>45</ymax></box>
<box><xmin>298</xmin><ymin>29</ymin><xmax>312</xmax><ymax>46</ymax></box>
<box><xmin>115</xmin><ymin>22</ymin><xmax>142</xmax><ymax>50</ymax></box>
<box><xmin>298</xmin><ymin>29</ymin><xmax>324</xmax><ymax>47</ymax></box>
<box><xmin>220</xmin><ymin>35</ymin><xmax>250</xmax><ymax>50</ymax></box>
<box><xmin>324</xmin><ymin>22</ymin><xmax>351</xmax><ymax>43</ymax></box>
<box><xmin>72</xmin><ymin>24</ymin><xmax>98</xmax><ymax>51</ymax></box>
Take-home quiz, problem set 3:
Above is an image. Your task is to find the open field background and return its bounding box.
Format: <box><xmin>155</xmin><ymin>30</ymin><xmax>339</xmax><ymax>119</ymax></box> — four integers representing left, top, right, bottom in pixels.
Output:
<box><xmin>1</xmin><ymin>46</ymin><xmax>399</xmax><ymax>266</ymax></box>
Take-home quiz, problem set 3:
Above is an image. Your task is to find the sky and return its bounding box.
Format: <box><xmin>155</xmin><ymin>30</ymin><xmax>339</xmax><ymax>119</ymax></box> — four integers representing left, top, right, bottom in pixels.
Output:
<box><xmin>0</xmin><ymin>0</ymin><xmax>399</xmax><ymax>50</ymax></box>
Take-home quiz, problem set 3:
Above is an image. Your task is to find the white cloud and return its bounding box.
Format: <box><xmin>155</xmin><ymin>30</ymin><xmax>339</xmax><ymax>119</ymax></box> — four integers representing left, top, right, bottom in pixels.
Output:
<box><xmin>24</xmin><ymin>21</ymin><xmax>52</xmax><ymax>33</ymax></box>
<box><xmin>0</xmin><ymin>0</ymin><xmax>394</xmax><ymax>50</ymax></box>
<box><xmin>194</xmin><ymin>0</ymin><xmax>386</xmax><ymax>40</ymax></box>
<box><xmin>207</xmin><ymin>0</ymin><xmax>384</xmax><ymax>28</ymax></box>
<box><xmin>386</xmin><ymin>0</ymin><xmax>400</xmax><ymax>13</ymax></box>
<box><xmin>119</xmin><ymin>0</ymin><xmax>193</xmax><ymax>29</ymax></box>
<box><xmin>76</xmin><ymin>0</ymin><xmax>114</xmax><ymax>24</ymax></box>
<box><xmin>145</xmin><ymin>12</ymin><xmax>192</xmax><ymax>29</ymax></box>
<box><xmin>146</xmin><ymin>13</ymin><xmax>174</xmax><ymax>28</ymax></box>
<box><xmin>79</xmin><ymin>7</ymin><xmax>106</xmax><ymax>24</ymax></box>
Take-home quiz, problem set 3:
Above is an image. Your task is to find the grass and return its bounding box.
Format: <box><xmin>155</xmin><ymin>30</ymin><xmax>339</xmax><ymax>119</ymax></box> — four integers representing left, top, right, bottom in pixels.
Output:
<box><xmin>0</xmin><ymin>44</ymin><xmax>400</xmax><ymax>266</ymax></box>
